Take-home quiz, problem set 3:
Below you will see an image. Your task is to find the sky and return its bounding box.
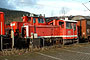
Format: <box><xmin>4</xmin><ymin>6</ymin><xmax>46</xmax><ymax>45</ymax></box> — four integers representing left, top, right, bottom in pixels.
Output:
<box><xmin>0</xmin><ymin>0</ymin><xmax>90</xmax><ymax>17</ymax></box>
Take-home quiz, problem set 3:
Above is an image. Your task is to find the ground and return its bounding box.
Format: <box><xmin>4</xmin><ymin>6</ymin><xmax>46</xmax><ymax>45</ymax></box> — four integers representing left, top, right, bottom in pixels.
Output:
<box><xmin>0</xmin><ymin>43</ymin><xmax>90</xmax><ymax>60</ymax></box>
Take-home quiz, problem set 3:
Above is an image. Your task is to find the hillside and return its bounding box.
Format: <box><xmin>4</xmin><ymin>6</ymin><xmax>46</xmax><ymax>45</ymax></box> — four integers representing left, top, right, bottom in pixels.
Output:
<box><xmin>0</xmin><ymin>8</ymin><xmax>32</xmax><ymax>24</ymax></box>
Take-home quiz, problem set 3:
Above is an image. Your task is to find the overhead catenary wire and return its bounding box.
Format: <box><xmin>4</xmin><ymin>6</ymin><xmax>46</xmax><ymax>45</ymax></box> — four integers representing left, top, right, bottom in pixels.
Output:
<box><xmin>82</xmin><ymin>3</ymin><xmax>90</xmax><ymax>12</ymax></box>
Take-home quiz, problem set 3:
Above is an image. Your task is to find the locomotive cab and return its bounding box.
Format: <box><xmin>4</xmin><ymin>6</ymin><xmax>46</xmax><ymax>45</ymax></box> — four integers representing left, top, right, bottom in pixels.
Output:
<box><xmin>47</xmin><ymin>19</ymin><xmax>78</xmax><ymax>44</ymax></box>
<box><xmin>64</xmin><ymin>20</ymin><xmax>78</xmax><ymax>44</ymax></box>
<box><xmin>58</xmin><ymin>19</ymin><xmax>78</xmax><ymax>44</ymax></box>
<box><xmin>32</xmin><ymin>17</ymin><xmax>46</xmax><ymax>25</ymax></box>
<box><xmin>22</xmin><ymin>16</ymin><xmax>46</xmax><ymax>25</ymax></box>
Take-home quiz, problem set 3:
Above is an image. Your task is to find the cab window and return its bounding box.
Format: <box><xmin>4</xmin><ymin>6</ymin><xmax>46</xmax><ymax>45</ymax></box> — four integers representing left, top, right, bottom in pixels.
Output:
<box><xmin>59</xmin><ymin>22</ymin><xmax>64</xmax><ymax>28</ymax></box>
<box><xmin>38</xmin><ymin>18</ymin><xmax>44</xmax><ymax>23</ymax></box>
<box><xmin>74</xmin><ymin>24</ymin><xmax>76</xmax><ymax>30</ymax></box>
<box><xmin>66</xmin><ymin>22</ymin><xmax>72</xmax><ymax>29</ymax></box>
<box><xmin>28</xmin><ymin>18</ymin><xmax>31</xmax><ymax>22</ymax></box>
<box><xmin>50</xmin><ymin>22</ymin><xmax>53</xmax><ymax>25</ymax></box>
<box><xmin>33</xmin><ymin>18</ymin><xmax>36</xmax><ymax>23</ymax></box>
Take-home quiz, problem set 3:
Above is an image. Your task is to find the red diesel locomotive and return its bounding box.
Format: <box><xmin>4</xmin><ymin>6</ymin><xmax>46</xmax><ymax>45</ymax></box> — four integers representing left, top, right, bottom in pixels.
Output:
<box><xmin>11</xmin><ymin>16</ymin><xmax>78</xmax><ymax>47</ymax></box>
<box><xmin>0</xmin><ymin>12</ymin><xmax>78</xmax><ymax>49</ymax></box>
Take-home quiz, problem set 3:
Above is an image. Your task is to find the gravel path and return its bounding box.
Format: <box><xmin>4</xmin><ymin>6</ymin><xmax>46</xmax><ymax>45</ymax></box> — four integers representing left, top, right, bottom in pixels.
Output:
<box><xmin>0</xmin><ymin>43</ymin><xmax>90</xmax><ymax>60</ymax></box>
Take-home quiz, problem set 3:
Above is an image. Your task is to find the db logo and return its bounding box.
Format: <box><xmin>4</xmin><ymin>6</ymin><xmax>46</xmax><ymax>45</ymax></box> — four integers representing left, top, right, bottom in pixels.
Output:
<box><xmin>68</xmin><ymin>31</ymin><xmax>71</xmax><ymax>35</ymax></box>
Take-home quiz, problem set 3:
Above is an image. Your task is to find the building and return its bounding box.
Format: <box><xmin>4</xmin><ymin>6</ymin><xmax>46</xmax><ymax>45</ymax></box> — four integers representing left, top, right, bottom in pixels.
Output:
<box><xmin>72</xmin><ymin>15</ymin><xmax>90</xmax><ymax>42</ymax></box>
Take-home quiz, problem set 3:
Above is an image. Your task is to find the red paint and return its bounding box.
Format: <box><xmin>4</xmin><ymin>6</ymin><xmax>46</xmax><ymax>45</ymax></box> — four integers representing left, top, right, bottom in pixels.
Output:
<box><xmin>0</xmin><ymin>12</ymin><xmax>5</xmax><ymax>35</ymax></box>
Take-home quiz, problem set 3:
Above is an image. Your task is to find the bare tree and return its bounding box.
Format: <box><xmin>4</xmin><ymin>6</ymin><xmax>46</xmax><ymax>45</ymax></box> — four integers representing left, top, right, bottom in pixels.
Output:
<box><xmin>60</xmin><ymin>7</ymin><xmax>70</xmax><ymax>16</ymax></box>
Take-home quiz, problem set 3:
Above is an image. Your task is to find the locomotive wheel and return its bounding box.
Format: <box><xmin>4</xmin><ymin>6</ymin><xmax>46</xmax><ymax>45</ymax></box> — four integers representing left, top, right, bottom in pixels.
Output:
<box><xmin>62</xmin><ymin>39</ymin><xmax>66</xmax><ymax>45</ymax></box>
<box><xmin>60</xmin><ymin>39</ymin><xmax>63</xmax><ymax>44</ymax></box>
<box><xmin>59</xmin><ymin>38</ymin><xmax>64</xmax><ymax>45</ymax></box>
<box><xmin>56</xmin><ymin>40</ymin><xmax>60</xmax><ymax>45</ymax></box>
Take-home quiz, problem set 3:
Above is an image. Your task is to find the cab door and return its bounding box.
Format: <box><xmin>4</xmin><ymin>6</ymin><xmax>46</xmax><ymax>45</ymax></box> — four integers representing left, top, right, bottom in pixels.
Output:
<box><xmin>59</xmin><ymin>21</ymin><xmax>64</xmax><ymax>35</ymax></box>
<box><xmin>73</xmin><ymin>23</ymin><xmax>77</xmax><ymax>39</ymax></box>
<box><xmin>22</xmin><ymin>26</ymin><xmax>29</xmax><ymax>38</ymax></box>
<box><xmin>66</xmin><ymin>22</ymin><xmax>73</xmax><ymax>39</ymax></box>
